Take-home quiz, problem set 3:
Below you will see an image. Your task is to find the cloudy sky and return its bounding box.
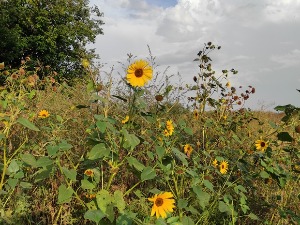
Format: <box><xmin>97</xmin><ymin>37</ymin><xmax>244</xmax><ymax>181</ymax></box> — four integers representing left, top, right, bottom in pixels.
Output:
<box><xmin>90</xmin><ymin>0</ymin><xmax>300</xmax><ymax>110</ymax></box>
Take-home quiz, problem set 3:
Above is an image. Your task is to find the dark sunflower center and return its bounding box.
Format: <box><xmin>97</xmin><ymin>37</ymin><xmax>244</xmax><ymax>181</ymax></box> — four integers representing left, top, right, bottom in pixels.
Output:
<box><xmin>221</xmin><ymin>165</ymin><xmax>225</xmax><ymax>169</ymax></box>
<box><xmin>135</xmin><ymin>69</ymin><xmax>143</xmax><ymax>77</ymax></box>
<box><xmin>155</xmin><ymin>198</ymin><xmax>164</xmax><ymax>207</ymax></box>
<box><xmin>260</xmin><ymin>142</ymin><xmax>265</xmax><ymax>147</ymax></box>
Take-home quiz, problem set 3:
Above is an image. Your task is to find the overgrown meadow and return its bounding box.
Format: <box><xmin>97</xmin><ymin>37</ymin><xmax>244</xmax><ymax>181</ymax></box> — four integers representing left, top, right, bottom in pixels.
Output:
<box><xmin>0</xmin><ymin>43</ymin><xmax>299</xmax><ymax>225</ymax></box>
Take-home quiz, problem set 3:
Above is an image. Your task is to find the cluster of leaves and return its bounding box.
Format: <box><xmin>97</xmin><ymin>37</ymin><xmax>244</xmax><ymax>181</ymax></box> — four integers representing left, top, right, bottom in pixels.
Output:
<box><xmin>0</xmin><ymin>0</ymin><xmax>104</xmax><ymax>81</ymax></box>
<box><xmin>0</xmin><ymin>43</ymin><xmax>299</xmax><ymax>225</ymax></box>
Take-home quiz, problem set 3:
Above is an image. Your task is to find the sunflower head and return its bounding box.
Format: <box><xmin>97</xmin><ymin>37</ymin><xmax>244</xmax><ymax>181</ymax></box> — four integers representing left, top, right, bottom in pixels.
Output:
<box><xmin>255</xmin><ymin>139</ymin><xmax>268</xmax><ymax>152</ymax></box>
<box><xmin>38</xmin><ymin>110</ymin><xmax>50</xmax><ymax>119</ymax></box>
<box><xmin>84</xmin><ymin>169</ymin><xmax>94</xmax><ymax>177</ymax></box>
<box><xmin>148</xmin><ymin>192</ymin><xmax>175</xmax><ymax>219</ymax></box>
<box><xmin>219</xmin><ymin>160</ymin><xmax>229</xmax><ymax>174</ymax></box>
<box><xmin>126</xmin><ymin>60</ymin><xmax>153</xmax><ymax>87</ymax></box>
<box><xmin>184</xmin><ymin>144</ymin><xmax>193</xmax><ymax>157</ymax></box>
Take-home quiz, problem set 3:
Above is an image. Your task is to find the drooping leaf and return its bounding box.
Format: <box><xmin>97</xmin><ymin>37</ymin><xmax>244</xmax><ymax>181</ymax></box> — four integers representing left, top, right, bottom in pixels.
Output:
<box><xmin>141</xmin><ymin>166</ymin><xmax>156</xmax><ymax>181</ymax></box>
<box><xmin>114</xmin><ymin>190</ymin><xmax>125</xmax><ymax>213</ymax></box>
<box><xmin>84</xmin><ymin>210</ymin><xmax>105</xmax><ymax>224</ymax></box>
<box><xmin>20</xmin><ymin>153</ymin><xmax>37</xmax><ymax>167</ymax></box>
<box><xmin>87</xmin><ymin>143</ymin><xmax>110</xmax><ymax>160</ymax></box>
<box><xmin>127</xmin><ymin>157</ymin><xmax>145</xmax><ymax>172</ymax></box>
<box><xmin>61</xmin><ymin>167</ymin><xmax>77</xmax><ymax>181</ymax></box>
<box><xmin>57</xmin><ymin>184</ymin><xmax>73</xmax><ymax>204</ymax></box>
<box><xmin>17</xmin><ymin>117</ymin><xmax>39</xmax><ymax>131</ymax></box>
<box><xmin>277</xmin><ymin>132</ymin><xmax>293</xmax><ymax>142</ymax></box>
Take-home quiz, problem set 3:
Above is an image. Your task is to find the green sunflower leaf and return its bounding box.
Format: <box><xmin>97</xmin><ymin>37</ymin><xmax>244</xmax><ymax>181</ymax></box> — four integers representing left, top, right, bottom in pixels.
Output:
<box><xmin>17</xmin><ymin>117</ymin><xmax>40</xmax><ymax>131</ymax></box>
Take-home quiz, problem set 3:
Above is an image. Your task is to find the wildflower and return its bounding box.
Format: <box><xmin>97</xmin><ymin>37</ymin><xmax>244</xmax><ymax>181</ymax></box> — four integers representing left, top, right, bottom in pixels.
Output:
<box><xmin>255</xmin><ymin>139</ymin><xmax>268</xmax><ymax>152</ymax></box>
<box><xmin>11</xmin><ymin>73</ymin><xmax>19</xmax><ymax>80</ymax></box>
<box><xmin>85</xmin><ymin>193</ymin><xmax>96</xmax><ymax>199</ymax></box>
<box><xmin>166</xmin><ymin>120</ymin><xmax>174</xmax><ymax>132</ymax></box>
<box><xmin>155</xmin><ymin>94</ymin><xmax>163</xmax><ymax>102</ymax></box>
<box><xmin>38</xmin><ymin>110</ymin><xmax>50</xmax><ymax>119</ymax></box>
<box><xmin>81</xmin><ymin>58</ymin><xmax>90</xmax><ymax>68</ymax></box>
<box><xmin>219</xmin><ymin>160</ymin><xmax>229</xmax><ymax>174</ymax></box>
<box><xmin>193</xmin><ymin>110</ymin><xmax>199</xmax><ymax>120</ymax></box>
<box><xmin>163</xmin><ymin>129</ymin><xmax>172</xmax><ymax>137</ymax></box>
<box><xmin>148</xmin><ymin>192</ymin><xmax>175</xmax><ymax>219</ymax></box>
<box><xmin>122</xmin><ymin>115</ymin><xmax>129</xmax><ymax>124</ymax></box>
<box><xmin>163</xmin><ymin>120</ymin><xmax>174</xmax><ymax>136</ymax></box>
<box><xmin>27</xmin><ymin>75</ymin><xmax>36</xmax><ymax>86</ymax></box>
<box><xmin>126</xmin><ymin>60</ymin><xmax>153</xmax><ymax>87</ymax></box>
<box><xmin>84</xmin><ymin>169</ymin><xmax>94</xmax><ymax>177</ymax></box>
<box><xmin>212</xmin><ymin>159</ymin><xmax>218</xmax><ymax>168</ymax></box>
<box><xmin>184</xmin><ymin>144</ymin><xmax>193</xmax><ymax>157</ymax></box>
<box><xmin>226</xmin><ymin>81</ymin><xmax>231</xmax><ymax>87</ymax></box>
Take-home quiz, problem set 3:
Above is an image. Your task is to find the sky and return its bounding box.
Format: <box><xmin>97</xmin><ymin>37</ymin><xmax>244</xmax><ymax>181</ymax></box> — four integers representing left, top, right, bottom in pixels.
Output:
<box><xmin>89</xmin><ymin>0</ymin><xmax>300</xmax><ymax>111</ymax></box>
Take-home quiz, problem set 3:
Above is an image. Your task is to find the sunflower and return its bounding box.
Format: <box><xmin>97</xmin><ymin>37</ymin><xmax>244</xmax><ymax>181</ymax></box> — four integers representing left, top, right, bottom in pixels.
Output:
<box><xmin>122</xmin><ymin>115</ymin><xmax>129</xmax><ymax>124</ymax></box>
<box><xmin>148</xmin><ymin>192</ymin><xmax>175</xmax><ymax>219</ymax></box>
<box><xmin>81</xmin><ymin>58</ymin><xmax>90</xmax><ymax>68</ymax></box>
<box><xmin>163</xmin><ymin>120</ymin><xmax>174</xmax><ymax>136</ymax></box>
<box><xmin>184</xmin><ymin>144</ymin><xmax>193</xmax><ymax>157</ymax></box>
<box><xmin>166</xmin><ymin>120</ymin><xmax>174</xmax><ymax>133</ymax></box>
<box><xmin>219</xmin><ymin>161</ymin><xmax>229</xmax><ymax>174</ymax></box>
<box><xmin>84</xmin><ymin>169</ymin><xmax>94</xmax><ymax>177</ymax></box>
<box><xmin>255</xmin><ymin>139</ymin><xmax>268</xmax><ymax>152</ymax></box>
<box><xmin>38</xmin><ymin>110</ymin><xmax>50</xmax><ymax>119</ymax></box>
<box><xmin>193</xmin><ymin>110</ymin><xmax>199</xmax><ymax>120</ymax></box>
<box><xmin>126</xmin><ymin>60</ymin><xmax>153</xmax><ymax>87</ymax></box>
<box><xmin>212</xmin><ymin>159</ymin><xmax>218</xmax><ymax>168</ymax></box>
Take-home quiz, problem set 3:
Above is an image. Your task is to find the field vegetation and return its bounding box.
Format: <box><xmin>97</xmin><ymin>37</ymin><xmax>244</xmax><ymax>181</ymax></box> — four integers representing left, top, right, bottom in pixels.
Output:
<box><xmin>0</xmin><ymin>42</ymin><xmax>299</xmax><ymax>225</ymax></box>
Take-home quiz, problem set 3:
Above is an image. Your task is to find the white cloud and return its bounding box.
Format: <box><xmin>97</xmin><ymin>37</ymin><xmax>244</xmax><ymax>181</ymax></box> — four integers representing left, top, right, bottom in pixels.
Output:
<box><xmin>91</xmin><ymin>0</ymin><xmax>300</xmax><ymax>109</ymax></box>
<box><xmin>270</xmin><ymin>49</ymin><xmax>300</xmax><ymax>68</ymax></box>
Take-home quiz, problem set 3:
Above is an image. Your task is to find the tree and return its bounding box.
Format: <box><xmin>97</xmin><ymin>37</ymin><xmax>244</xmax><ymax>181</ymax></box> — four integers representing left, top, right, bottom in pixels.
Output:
<box><xmin>0</xmin><ymin>0</ymin><xmax>104</xmax><ymax>80</ymax></box>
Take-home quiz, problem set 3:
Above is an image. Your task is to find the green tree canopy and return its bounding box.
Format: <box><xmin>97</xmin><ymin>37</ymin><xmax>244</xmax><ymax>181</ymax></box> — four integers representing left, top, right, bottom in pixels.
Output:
<box><xmin>0</xmin><ymin>0</ymin><xmax>104</xmax><ymax>79</ymax></box>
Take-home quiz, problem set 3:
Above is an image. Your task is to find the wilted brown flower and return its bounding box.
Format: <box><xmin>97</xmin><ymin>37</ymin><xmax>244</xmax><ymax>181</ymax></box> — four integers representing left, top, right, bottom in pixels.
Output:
<box><xmin>155</xmin><ymin>95</ymin><xmax>163</xmax><ymax>102</ymax></box>
<box><xmin>19</xmin><ymin>67</ymin><xmax>25</xmax><ymax>76</ymax></box>
<box><xmin>11</xmin><ymin>73</ymin><xmax>19</xmax><ymax>80</ymax></box>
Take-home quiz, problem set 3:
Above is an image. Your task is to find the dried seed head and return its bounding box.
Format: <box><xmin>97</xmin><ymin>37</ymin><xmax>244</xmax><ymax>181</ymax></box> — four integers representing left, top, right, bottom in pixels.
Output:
<box><xmin>155</xmin><ymin>95</ymin><xmax>163</xmax><ymax>102</ymax></box>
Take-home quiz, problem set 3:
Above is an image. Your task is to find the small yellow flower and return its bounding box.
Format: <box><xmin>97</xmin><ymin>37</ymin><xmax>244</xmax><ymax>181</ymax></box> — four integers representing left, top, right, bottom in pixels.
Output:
<box><xmin>184</xmin><ymin>144</ymin><xmax>193</xmax><ymax>157</ymax></box>
<box><xmin>148</xmin><ymin>192</ymin><xmax>175</xmax><ymax>219</ymax></box>
<box><xmin>255</xmin><ymin>139</ymin><xmax>268</xmax><ymax>152</ymax></box>
<box><xmin>38</xmin><ymin>110</ymin><xmax>50</xmax><ymax>119</ymax></box>
<box><xmin>212</xmin><ymin>159</ymin><xmax>218</xmax><ymax>168</ymax></box>
<box><xmin>85</xmin><ymin>193</ymin><xmax>96</xmax><ymax>199</ymax></box>
<box><xmin>225</xmin><ymin>81</ymin><xmax>231</xmax><ymax>87</ymax></box>
<box><xmin>84</xmin><ymin>169</ymin><xmax>94</xmax><ymax>177</ymax></box>
<box><xmin>122</xmin><ymin>115</ymin><xmax>129</xmax><ymax>124</ymax></box>
<box><xmin>219</xmin><ymin>161</ymin><xmax>229</xmax><ymax>174</ymax></box>
<box><xmin>81</xmin><ymin>58</ymin><xmax>90</xmax><ymax>68</ymax></box>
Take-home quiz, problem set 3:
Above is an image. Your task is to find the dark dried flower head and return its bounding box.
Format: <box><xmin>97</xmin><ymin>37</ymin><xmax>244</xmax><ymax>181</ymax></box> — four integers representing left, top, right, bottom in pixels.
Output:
<box><xmin>193</xmin><ymin>76</ymin><xmax>197</xmax><ymax>82</ymax></box>
<box><xmin>155</xmin><ymin>95</ymin><xmax>164</xmax><ymax>102</ymax></box>
<box><xmin>252</xmin><ymin>88</ymin><xmax>255</xmax><ymax>93</ymax></box>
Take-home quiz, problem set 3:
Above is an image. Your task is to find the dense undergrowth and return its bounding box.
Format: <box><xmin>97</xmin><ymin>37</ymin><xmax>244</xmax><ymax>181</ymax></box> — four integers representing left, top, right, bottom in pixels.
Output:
<box><xmin>0</xmin><ymin>43</ymin><xmax>299</xmax><ymax>225</ymax></box>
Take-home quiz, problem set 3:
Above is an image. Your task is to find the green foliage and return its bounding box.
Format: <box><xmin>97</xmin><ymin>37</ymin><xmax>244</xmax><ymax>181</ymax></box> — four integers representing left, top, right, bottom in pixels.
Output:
<box><xmin>0</xmin><ymin>43</ymin><xmax>299</xmax><ymax>225</ymax></box>
<box><xmin>0</xmin><ymin>0</ymin><xmax>104</xmax><ymax>80</ymax></box>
